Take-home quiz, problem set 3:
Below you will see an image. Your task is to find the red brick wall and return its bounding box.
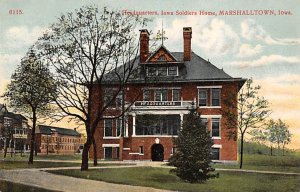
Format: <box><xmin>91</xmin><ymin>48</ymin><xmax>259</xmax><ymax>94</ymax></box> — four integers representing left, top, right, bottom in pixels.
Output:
<box><xmin>91</xmin><ymin>81</ymin><xmax>239</xmax><ymax>161</ymax></box>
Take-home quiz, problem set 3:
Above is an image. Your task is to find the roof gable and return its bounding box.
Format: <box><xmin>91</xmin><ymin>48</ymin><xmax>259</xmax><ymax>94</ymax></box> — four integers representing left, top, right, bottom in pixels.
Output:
<box><xmin>146</xmin><ymin>45</ymin><xmax>178</xmax><ymax>63</ymax></box>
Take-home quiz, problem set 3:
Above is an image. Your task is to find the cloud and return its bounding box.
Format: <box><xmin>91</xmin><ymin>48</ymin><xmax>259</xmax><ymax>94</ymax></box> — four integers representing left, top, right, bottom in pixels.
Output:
<box><xmin>154</xmin><ymin>17</ymin><xmax>239</xmax><ymax>56</ymax></box>
<box><xmin>196</xmin><ymin>19</ymin><xmax>239</xmax><ymax>56</ymax></box>
<box><xmin>241</xmin><ymin>19</ymin><xmax>300</xmax><ymax>45</ymax></box>
<box><xmin>229</xmin><ymin>55</ymin><xmax>300</xmax><ymax>68</ymax></box>
<box><xmin>4</xmin><ymin>26</ymin><xmax>47</xmax><ymax>49</ymax></box>
<box><xmin>237</xmin><ymin>44</ymin><xmax>262</xmax><ymax>58</ymax></box>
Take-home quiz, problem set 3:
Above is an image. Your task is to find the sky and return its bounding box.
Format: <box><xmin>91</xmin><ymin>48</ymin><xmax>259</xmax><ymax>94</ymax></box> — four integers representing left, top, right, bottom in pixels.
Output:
<box><xmin>0</xmin><ymin>0</ymin><xmax>299</xmax><ymax>149</ymax></box>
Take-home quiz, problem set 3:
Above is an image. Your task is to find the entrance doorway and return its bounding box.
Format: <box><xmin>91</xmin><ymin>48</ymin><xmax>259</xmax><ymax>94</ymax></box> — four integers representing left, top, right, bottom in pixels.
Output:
<box><xmin>151</xmin><ymin>144</ymin><xmax>164</xmax><ymax>161</ymax></box>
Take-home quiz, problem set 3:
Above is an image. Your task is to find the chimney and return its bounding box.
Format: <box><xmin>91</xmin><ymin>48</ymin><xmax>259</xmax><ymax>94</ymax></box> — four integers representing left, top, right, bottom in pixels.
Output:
<box><xmin>139</xmin><ymin>29</ymin><xmax>150</xmax><ymax>63</ymax></box>
<box><xmin>183</xmin><ymin>27</ymin><xmax>192</xmax><ymax>61</ymax></box>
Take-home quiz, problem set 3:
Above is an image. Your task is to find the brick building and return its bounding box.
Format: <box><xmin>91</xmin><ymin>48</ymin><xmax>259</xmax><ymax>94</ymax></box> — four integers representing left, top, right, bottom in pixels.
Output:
<box><xmin>36</xmin><ymin>125</ymin><xmax>85</xmax><ymax>155</ymax></box>
<box><xmin>91</xmin><ymin>27</ymin><xmax>246</xmax><ymax>163</ymax></box>
<box><xmin>0</xmin><ymin>104</ymin><xmax>30</xmax><ymax>153</ymax></box>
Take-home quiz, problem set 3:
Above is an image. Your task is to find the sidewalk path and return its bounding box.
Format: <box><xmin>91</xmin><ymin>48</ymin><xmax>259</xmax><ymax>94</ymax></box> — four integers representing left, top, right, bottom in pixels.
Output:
<box><xmin>1</xmin><ymin>161</ymin><xmax>299</xmax><ymax>192</ymax></box>
<box><xmin>0</xmin><ymin>168</ymin><xmax>172</xmax><ymax>192</ymax></box>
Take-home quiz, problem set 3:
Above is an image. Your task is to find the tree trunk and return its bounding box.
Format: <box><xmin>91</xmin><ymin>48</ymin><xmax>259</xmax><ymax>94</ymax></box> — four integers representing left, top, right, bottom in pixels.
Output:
<box><xmin>9</xmin><ymin>138</ymin><xmax>13</xmax><ymax>157</ymax></box>
<box><xmin>92</xmin><ymin>136</ymin><xmax>98</xmax><ymax>166</ymax></box>
<box><xmin>28</xmin><ymin>109</ymin><xmax>37</xmax><ymax>164</ymax></box>
<box><xmin>3</xmin><ymin>138</ymin><xmax>7</xmax><ymax>158</ymax></box>
<box><xmin>282</xmin><ymin>145</ymin><xmax>285</xmax><ymax>156</ymax></box>
<box><xmin>270</xmin><ymin>146</ymin><xmax>273</xmax><ymax>156</ymax></box>
<box><xmin>239</xmin><ymin>133</ymin><xmax>244</xmax><ymax>169</ymax></box>
<box><xmin>81</xmin><ymin>135</ymin><xmax>92</xmax><ymax>171</ymax></box>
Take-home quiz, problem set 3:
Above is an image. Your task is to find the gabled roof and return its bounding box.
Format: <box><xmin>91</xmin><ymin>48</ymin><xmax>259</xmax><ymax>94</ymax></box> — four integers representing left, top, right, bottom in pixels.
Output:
<box><xmin>38</xmin><ymin>125</ymin><xmax>80</xmax><ymax>137</ymax></box>
<box><xmin>100</xmin><ymin>51</ymin><xmax>245</xmax><ymax>85</ymax></box>
<box><xmin>145</xmin><ymin>45</ymin><xmax>178</xmax><ymax>63</ymax></box>
<box><xmin>0</xmin><ymin>112</ymin><xmax>27</xmax><ymax>123</ymax></box>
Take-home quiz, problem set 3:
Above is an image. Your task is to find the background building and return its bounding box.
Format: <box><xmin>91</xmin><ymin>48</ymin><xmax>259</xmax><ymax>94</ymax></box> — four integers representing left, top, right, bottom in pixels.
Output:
<box><xmin>36</xmin><ymin>125</ymin><xmax>85</xmax><ymax>155</ymax></box>
<box><xmin>0</xmin><ymin>104</ymin><xmax>29</xmax><ymax>154</ymax></box>
<box><xmin>91</xmin><ymin>27</ymin><xmax>246</xmax><ymax>163</ymax></box>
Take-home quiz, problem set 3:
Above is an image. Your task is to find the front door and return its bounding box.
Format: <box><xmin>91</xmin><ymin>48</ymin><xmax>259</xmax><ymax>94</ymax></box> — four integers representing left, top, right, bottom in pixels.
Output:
<box><xmin>151</xmin><ymin>144</ymin><xmax>164</xmax><ymax>161</ymax></box>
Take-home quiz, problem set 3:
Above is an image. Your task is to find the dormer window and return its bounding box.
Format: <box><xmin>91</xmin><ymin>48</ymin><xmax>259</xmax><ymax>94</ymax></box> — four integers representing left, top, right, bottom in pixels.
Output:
<box><xmin>168</xmin><ymin>66</ymin><xmax>178</xmax><ymax>76</ymax></box>
<box><xmin>146</xmin><ymin>66</ymin><xmax>178</xmax><ymax>77</ymax></box>
<box><xmin>158</xmin><ymin>67</ymin><xmax>167</xmax><ymax>76</ymax></box>
<box><xmin>147</xmin><ymin>67</ymin><xmax>157</xmax><ymax>76</ymax></box>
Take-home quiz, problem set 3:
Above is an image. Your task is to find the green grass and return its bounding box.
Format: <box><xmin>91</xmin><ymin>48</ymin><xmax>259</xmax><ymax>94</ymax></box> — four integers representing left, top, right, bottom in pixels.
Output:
<box><xmin>0</xmin><ymin>180</ymin><xmax>59</xmax><ymax>192</ymax></box>
<box><xmin>0</xmin><ymin>153</ymin><xmax>82</xmax><ymax>161</ymax></box>
<box><xmin>214</xmin><ymin>153</ymin><xmax>300</xmax><ymax>173</ymax></box>
<box><xmin>48</xmin><ymin>167</ymin><xmax>300</xmax><ymax>192</ymax></box>
<box><xmin>0</xmin><ymin>160</ymin><xmax>132</xmax><ymax>170</ymax></box>
<box><xmin>240</xmin><ymin>141</ymin><xmax>295</xmax><ymax>156</ymax></box>
<box><xmin>0</xmin><ymin>161</ymin><xmax>81</xmax><ymax>170</ymax></box>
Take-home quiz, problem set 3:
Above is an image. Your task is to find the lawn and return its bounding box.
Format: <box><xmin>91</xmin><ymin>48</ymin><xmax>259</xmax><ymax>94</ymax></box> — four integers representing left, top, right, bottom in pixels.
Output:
<box><xmin>0</xmin><ymin>153</ymin><xmax>82</xmax><ymax>161</ymax></box>
<box><xmin>0</xmin><ymin>180</ymin><xmax>59</xmax><ymax>192</ymax></box>
<box><xmin>0</xmin><ymin>160</ymin><xmax>134</xmax><ymax>170</ymax></box>
<box><xmin>48</xmin><ymin>167</ymin><xmax>300</xmax><ymax>192</ymax></box>
<box><xmin>213</xmin><ymin>153</ymin><xmax>300</xmax><ymax>173</ymax></box>
<box><xmin>0</xmin><ymin>161</ymin><xmax>81</xmax><ymax>170</ymax></box>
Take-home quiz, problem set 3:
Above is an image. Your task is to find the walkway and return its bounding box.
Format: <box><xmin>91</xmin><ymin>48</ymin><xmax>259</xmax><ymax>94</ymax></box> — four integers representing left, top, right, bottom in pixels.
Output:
<box><xmin>1</xmin><ymin>161</ymin><xmax>299</xmax><ymax>192</ymax></box>
<box><xmin>0</xmin><ymin>167</ymin><xmax>171</xmax><ymax>192</ymax></box>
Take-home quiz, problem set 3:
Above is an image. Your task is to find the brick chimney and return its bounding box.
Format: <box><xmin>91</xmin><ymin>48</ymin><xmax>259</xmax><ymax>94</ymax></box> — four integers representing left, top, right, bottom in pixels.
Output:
<box><xmin>139</xmin><ymin>29</ymin><xmax>150</xmax><ymax>63</ymax></box>
<box><xmin>183</xmin><ymin>27</ymin><xmax>192</xmax><ymax>61</ymax></box>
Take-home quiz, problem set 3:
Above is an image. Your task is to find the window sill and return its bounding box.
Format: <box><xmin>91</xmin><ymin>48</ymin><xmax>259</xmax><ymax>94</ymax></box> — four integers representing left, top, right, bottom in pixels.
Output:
<box><xmin>132</xmin><ymin>135</ymin><xmax>178</xmax><ymax>138</ymax></box>
<box><xmin>199</xmin><ymin>106</ymin><xmax>221</xmax><ymax>109</ymax></box>
<box><xmin>129</xmin><ymin>152</ymin><xmax>144</xmax><ymax>155</ymax></box>
<box><xmin>103</xmin><ymin>137</ymin><xmax>120</xmax><ymax>139</ymax></box>
<box><xmin>212</xmin><ymin>137</ymin><xmax>221</xmax><ymax>140</ymax></box>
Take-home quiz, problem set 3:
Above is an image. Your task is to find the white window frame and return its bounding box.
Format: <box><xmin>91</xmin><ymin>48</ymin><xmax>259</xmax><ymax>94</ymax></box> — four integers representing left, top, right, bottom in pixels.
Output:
<box><xmin>139</xmin><ymin>146</ymin><xmax>144</xmax><ymax>155</ymax></box>
<box><xmin>211</xmin><ymin>88</ymin><xmax>221</xmax><ymax>107</ymax></box>
<box><xmin>211</xmin><ymin>147</ymin><xmax>221</xmax><ymax>161</ymax></box>
<box><xmin>198</xmin><ymin>89</ymin><xmax>208</xmax><ymax>107</ymax></box>
<box><xmin>211</xmin><ymin>118</ymin><xmax>221</xmax><ymax>139</ymax></box>
<box><xmin>167</xmin><ymin>66</ymin><xmax>178</xmax><ymax>76</ymax></box>
<box><xmin>104</xmin><ymin>119</ymin><xmax>113</xmax><ymax>137</ymax></box>
<box><xmin>172</xmin><ymin>89</ymin><xmax>181</xmax><ymax>101</ymax></box>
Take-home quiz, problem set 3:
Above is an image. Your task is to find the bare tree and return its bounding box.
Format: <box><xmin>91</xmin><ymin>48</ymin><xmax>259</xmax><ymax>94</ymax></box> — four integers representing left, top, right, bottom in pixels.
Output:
<box><xmin>37</xmin><ymin>5</ymin><xmax>148</xmax><ymax>170</ymax></box>
<box><xmin>3</xmin><ymin>49</ymin><xmax>56</xmax><ymax>164</ymax></box>
<box><xmin>223</xmin><ymin>78</ymin><xmax>271</xmax><ymax>168</ymax></box>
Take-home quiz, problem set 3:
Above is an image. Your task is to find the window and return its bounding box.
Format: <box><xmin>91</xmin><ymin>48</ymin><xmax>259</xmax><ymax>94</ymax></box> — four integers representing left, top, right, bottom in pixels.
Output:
<box><xmin>158</xmin><ymin>55</ymin><xmax>166</xmax><ymax>61</ymax></box>
<box><xmin>171</xmin><ymin>147</ymin><xmax>177</xmax><ymax>154</ymax></box>
<box><xmin>172</xmin><ymin>89</ymin><xmax>181</xmax><ymax>101</ymax></box>
<box><xmin>147</xmin><ymin>67</ymin><xmax>157</xmax><ymax>76</ymax></box>
<box><xmin>201</xmin><ymin>118</ymin><xmax>208</xmax><ymax>129</ymax></box>
<box><xmin>211</xmin><ymin>118</ymin><xmax>220</xmax><ymax>137</ymax></box>
<box><xmin>143</xmin><ymin>89</ymin><xmax>150</xmax><ymax>101</ymax></box>
<box><xmin>212</xmin><ymin>148</ymin><xmax>220</xmax><ymax>160</ymax></box>
<box><xmin>155</xmin><ymin>89</ymin><xmax>168</xmax><ymax>101</ymax></box>
<box><xmin>139</xmin><ymin>146</ymin><xmax>144</xmax><ymax>154</ymax></box>
<box><xmin>198</xmin><ymin>89</ymin><xmax>208</xmax><ymax>106</ymax></box>
<box><xmin>104</xmin><ymin>88</ymin><xmax>123</xmax><ymax>108</ymax></box>
<box><xmin>212</xmin><ymin>88</ymin><xmax>221</xmax><ymax>106</ymax></box>
<box><xmin>116</xmin><ymin>118</ymin><xmax>122</xmax><ymax>137</ymax></box>
<box><xmin>104</xmin><ymin>147</ymin><xmax>113</xmax><ymax>159</ymax></box>
<box><xmin>116</xmin><ymin>91</ymin><xmax>123</xmax><ymax>108</ymax></box>
<box><xmin>136</xmin><ymin>115</ymin><xmax>180</xmax><ymax>136</ymax></box>
<box><xmin>104</xmin><ymin>88</ymin><xmax>114</xmax><ymax>107</ymax></box>
<box><xmin>116</xmin><ymin>147</ymin><xmax>120</xmax><ymax>159</ymax></box>
<box><xmin>168</xmin><ymin>66</ymin><xmax>178</xmax><ymax>76</ymax></box>
<box><xmin>104</xmin><ymin>119</ymin><xmax>113</xmax><ymax>137</ymax></box>
<box><xmin>158</xmin><ymin>67</ymin><xmax>167</xmax><ymax>76</ymax></box>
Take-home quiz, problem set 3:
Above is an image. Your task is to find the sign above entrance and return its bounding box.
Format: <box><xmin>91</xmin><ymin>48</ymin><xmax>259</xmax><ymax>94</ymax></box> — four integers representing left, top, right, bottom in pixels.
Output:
<box><xmin>155</xmin><ymin>138</ymin><xmax>160</xmax><ymax>144</ymax></box>
<box><xmin>135</xmin><ymin>101</ymin><xmax>181</xmax><ymax>106</ymax></box>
